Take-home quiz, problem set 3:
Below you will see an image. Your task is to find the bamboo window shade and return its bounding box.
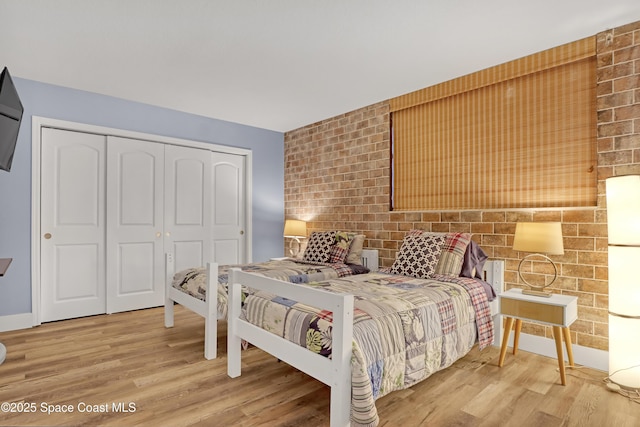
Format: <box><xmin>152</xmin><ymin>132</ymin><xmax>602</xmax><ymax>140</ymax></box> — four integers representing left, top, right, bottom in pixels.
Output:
<box><xmin>390</xmin><ymin>37</ymin><xmax>597</xmax><ymax>211</ymax></box>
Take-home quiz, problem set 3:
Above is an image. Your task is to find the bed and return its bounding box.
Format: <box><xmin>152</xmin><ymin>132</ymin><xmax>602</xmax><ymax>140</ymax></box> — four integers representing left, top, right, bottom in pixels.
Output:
<box><xmin>164</xmin><ymin>231</ymin><xmax>376</xmax><ymax>359</ymax></box>
<box><xmin>226</xmin><ymin>230</ymin><xmax>504</xmax><ymax>427</ymax></box>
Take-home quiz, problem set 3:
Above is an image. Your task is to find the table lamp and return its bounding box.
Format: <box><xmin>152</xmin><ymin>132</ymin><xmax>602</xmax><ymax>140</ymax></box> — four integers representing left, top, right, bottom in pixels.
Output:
<box><xmin>284</xmin><ymin>219</ymin><xmax>307</xmax><ymax>257</ymax></box>
<box><xmin>512</xmin><ymin>222</ymin><xmax>564</xmax><ymax>297</ymax></box>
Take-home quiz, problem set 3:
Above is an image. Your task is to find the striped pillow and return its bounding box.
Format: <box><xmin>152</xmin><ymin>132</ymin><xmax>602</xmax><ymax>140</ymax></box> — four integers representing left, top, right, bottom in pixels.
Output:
<box><xmin>435</xmin><ymin>232</ymin><xmax>472</xmax><ymax>276</ymax></box>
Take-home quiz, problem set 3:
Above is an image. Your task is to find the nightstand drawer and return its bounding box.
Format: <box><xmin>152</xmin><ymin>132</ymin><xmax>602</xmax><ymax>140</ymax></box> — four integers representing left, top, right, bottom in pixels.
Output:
<box><xmin>501</xmin><ymin>298</ymin><xmax>564</xmax><ymax>324</ymax></box>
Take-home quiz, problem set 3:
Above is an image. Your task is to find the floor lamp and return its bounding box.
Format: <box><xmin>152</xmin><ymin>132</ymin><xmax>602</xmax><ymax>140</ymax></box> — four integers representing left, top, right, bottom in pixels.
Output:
<box><xmin>606</xmin><ymin>175</ymin><xmax>640</xmax><ymax>390</ymax></box>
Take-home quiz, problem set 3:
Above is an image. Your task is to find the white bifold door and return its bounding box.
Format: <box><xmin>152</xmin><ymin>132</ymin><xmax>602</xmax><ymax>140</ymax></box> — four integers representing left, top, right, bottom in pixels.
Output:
<box><xmin>105</xmin><ymin>138</ymin><xmax>212</xmax><ymax>314</ymax></box>
<box><xmin>41</xmin><ymin>129</ymin><xmax>107</xmax><ymax>321</ymax></box>
<box><xmin>40</xmin><ymin>128</ymin><xmax>244</xmax><ymax>322</ymax></box>
<box><xmin>212</xmin><ymin>152</ymin><xmax>246</xmax><ymax>265</ymax></box>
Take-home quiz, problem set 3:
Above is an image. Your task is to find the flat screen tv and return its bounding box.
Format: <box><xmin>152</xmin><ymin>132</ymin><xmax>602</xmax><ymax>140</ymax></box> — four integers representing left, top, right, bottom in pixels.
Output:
<box><xmin>0</xmin><ymin>67</ymin><xmax>24</xmax><ymax>172</ymax></box>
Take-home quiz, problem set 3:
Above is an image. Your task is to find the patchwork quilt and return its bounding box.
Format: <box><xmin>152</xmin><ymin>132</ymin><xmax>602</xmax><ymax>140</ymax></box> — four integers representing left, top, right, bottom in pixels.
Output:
<box><xmin>241</xmin><ymin>272</ymin><xmax>494</xmax><ymax>427</ymax></box>
<box><xmin>171</xmin><ymin>259</ymin><xmax>368</xmax><ymax>318</ymax></box>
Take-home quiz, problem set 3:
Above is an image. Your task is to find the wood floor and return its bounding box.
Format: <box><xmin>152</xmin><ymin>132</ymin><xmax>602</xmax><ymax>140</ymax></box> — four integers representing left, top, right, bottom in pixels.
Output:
<box><xmin>0</xmin><ymin>305</ymin><xmax>637</xmax><ymax>427</ymax></box>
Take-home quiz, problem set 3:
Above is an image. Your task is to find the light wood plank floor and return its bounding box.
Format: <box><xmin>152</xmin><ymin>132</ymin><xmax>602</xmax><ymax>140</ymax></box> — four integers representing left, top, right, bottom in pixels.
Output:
<box><xmin>0</xmin><ymin>305</ymin><xmax>637</xmax><ymax>426</ymax></box>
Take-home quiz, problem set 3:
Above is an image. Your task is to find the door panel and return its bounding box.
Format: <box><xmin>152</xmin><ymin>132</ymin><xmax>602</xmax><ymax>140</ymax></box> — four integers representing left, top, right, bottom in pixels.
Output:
<box><xmin>173</xmin><ymin>241</ymin><xmax>205</xmax><ymax>273</ymax></box>
<box><xmin>55</xmin><ymin>244</ymin><xmax>101</xmax><ymax>299</ymax></box>
<box><xmin>106</xmin><ymin>137</ymin><xmax>165</xmax><ymax>313</ymax></box>
<box><xmin>213</xmin><ymin>240</ymin><xmax>240</xmax><ymax>265</ymax></box>
<box><xmin>117</xmin><ymin>242</ymin><xmax>155</xmax><ymax>293</ymax></box>
<box><xmin>165</xmin><ymin>145</ymin><xmax>212</xmax><ymax>270</ymax></box>
<box><xmin>41</xmin><ymin>128</ymin><xmax>106</xmax><ymax>322</ymax></box>
<box><xmin>212</xmin><ymin>152</ymin><xmax>246</xmax><ymax>264</ymax></box>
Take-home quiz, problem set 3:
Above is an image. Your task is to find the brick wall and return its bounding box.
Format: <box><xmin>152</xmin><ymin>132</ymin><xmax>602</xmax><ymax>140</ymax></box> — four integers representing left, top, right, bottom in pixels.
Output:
<box><xmin>284</xmin><ymin>20</ymin><xmax>640</xmax><ymax>352</ymax></box>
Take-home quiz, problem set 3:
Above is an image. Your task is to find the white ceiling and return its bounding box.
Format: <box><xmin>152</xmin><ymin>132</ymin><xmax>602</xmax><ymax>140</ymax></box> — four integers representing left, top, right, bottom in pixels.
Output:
<box><xmin>2</xmin><ymin>1</ymin><xmax>640</xmax><ymax>132</ymax></box>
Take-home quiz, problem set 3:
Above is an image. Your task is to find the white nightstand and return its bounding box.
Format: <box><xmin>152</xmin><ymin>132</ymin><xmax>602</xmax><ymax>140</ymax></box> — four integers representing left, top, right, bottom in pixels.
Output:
<box><xmin>498</xmin><ymin>288</ymin><xmax>578</xmax><ymax>385</ymax></box>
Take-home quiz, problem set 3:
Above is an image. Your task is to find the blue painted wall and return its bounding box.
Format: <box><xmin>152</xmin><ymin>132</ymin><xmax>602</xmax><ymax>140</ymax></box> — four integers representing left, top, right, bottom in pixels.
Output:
<box><xmin>0</xmin><ymin>77</ymin><xmax>284</xmax><ymax>317</ymax></box>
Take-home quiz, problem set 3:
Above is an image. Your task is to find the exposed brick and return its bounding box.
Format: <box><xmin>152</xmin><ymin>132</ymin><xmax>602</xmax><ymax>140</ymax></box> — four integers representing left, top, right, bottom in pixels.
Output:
<box><xmin>597</xmin><ymin>108</ymin><xmax>613</xmax><ymax>124</ymax></box>
<box><xmin>616</xmin><ymin>163</ymin><xmax>640</xmax><ymax>175</ymax></box>
<box><xmin>460</xmin><ymin>211</ymin><xmax>482</xmax><ymax>222</ymax></box>
<box><xmin>593</xmin><ymin>321</ymin><xmax>608</xmax><ymax>338</ymax></box>
<box><xmin>576</xmin><ymin>333</ymin><xmax>608</xmax><ymax>351</ymax></box>
<box><xmin>597</xmin><ymin>52</ymin><xmax>613</xmax><ymax>68</ymax></box>
<box><xmin>572</xmin><ymin>319</ymin><xmax>594</xmax><ymax>334</ymax></box>
<box><xmin>577</xmin><ymin>251</ymin><xmax>608</xmax><ymax>266</ymax></box>
<box><xmin>597</xmin><ymin>91</ymin><xmax>634</xmax><ymax>110</ymax></box>
<box><xmin>578</xmin><ymin>279</ymin><xmax>609</xmax><ymax>295</ymax></box>
<box><xmin>613</xmin><ymin>61</ymin><xmax>635</xmax><ymax>79</ymax></box>
<box><xmin>577</xmin><ymin>223</ymin><xmax>607</xmax><ymax>237</ymax></box>
<box><xmin>441</xmin><ymin>212</ymin><xmax>461</xmax><ymax>222</ymax></box>
<box><xmin>470</xmin><ymin>222</ymin><xmax>493</xmax><ymax>234</ymax></box>
<box><xmin>613</xmin><ymin>45</ymin><xmax>640</xmax><ymax>64</ymax></box>
<box><xmin>533</xmin><ymin>211</ymin><xmax>562</xmax><ymax>222</ymax></box>
<box><xmin>482</xmin><ymin>211</ymin><xmax>505</xmax><ymax>222</ymax></box>
<box><xmin>599</xmin><ymin>149</ymin><xmax>633</xmax><ymax>165</ymax></box>
<box><xmin>579</xmin><ymin>306</ymin><xmax>608</xmax><ymax>323</ymax></box>
<box><xmin>562</xmin><ymin>210</ymin><xmax>595</xmax><ymax>223</ymax></box>
<box><xmin>598</xmin><ymin>120</ymin><xmax>634</xmax><ymax>137</ymax></box>
<box><xmin>597</xmin><ymin>79</ymin><xmax>613</xmax><ymax>97</ymax></box>
<box><xmin>616</xmin><ymin>20</ymin><xmax>640</xmax><ymax>34</ymax></box>
<box><xmin>616</xmin><ymin>134</ymin><xmax>640</xmax><ymax>149</ymax></box>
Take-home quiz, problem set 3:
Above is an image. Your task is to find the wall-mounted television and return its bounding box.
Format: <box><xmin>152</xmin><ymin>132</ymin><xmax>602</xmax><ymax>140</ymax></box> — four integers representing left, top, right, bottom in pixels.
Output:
<box><xmin>0</xmin><ymin>67</ymin><xmax>24</xmax><ymax>172</ymax></box>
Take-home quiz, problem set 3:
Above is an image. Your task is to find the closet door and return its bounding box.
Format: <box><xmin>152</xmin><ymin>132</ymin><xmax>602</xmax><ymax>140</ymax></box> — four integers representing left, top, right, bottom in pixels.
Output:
<box><xmin>40</xmin><ymin>128</ymin><xmax>107</xmax><ymax>322</ymax></box>
<box><xmin>164</xmin><ymin>144</ymin><xmax>212</xmax><ymax>272</ymax></box>
<box><xmin>212</xmin><ymin>152</ymin><xmax>246</xmax><ymax>264</ymax></box>
<box><xmin>106</xmin><ymin>137</ymin><xmax>165</xmax><ymax>313</ymax></box>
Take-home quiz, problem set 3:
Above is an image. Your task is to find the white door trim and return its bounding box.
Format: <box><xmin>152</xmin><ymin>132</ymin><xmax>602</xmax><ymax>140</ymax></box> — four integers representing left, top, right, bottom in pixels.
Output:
<box><xmin>31</xmin><ymin>116</ymin><xmax>253</xmax><ymax>326</ymax></box>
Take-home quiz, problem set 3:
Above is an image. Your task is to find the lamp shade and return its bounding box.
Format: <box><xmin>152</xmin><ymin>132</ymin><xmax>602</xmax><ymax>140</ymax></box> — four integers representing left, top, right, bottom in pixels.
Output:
<box><xmin>283</xmin><ymin>219</ymin><xmax>307</xmax><ymax>238</ymax></box>
<box><xmin>512</xmin><ymin>222</ymin><xmax>564</xmax><ymax>255</ymax></box>
<box><xmin>606</xmin><ymin>175</ymin><xmax>640</xmax><ymax>245</ymax></box>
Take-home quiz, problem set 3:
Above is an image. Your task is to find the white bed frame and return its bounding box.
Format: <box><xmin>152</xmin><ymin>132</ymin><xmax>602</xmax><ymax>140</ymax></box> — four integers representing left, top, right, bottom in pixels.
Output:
<box><xmin>227</xmin><ymin>260</ymin><xmax>505</xmax><ymax>427</ymax></box>
<box><xmin>163</xmin><ymin>250</ymin><xmax>381</xmax><ymax>360</ymax></box>
<box><xmin>164</xmin><ymin>253</ymin><xmax>219</xmax><ymax>359</ymax></box>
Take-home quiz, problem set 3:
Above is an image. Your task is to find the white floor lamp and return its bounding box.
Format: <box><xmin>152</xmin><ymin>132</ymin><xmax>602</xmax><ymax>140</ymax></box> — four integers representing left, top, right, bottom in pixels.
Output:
<box><xmin>606</xmin><ymin>175</ymin><xmax>640</xmax><ymax>390</ymax></box>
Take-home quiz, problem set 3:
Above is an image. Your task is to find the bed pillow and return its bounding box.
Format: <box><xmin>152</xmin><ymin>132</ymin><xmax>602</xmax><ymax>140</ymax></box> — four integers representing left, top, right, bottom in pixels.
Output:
<box><xmin>435</xmin><ymin>232</ymin><xmax>472</xmax><ymax>277</ymax></box>
<box><xmin>460</xmin><ymin>240</ymin><xmax>489</xmax><ymax>279</ymax></box>
<box><xmin>345</xmin><ymin>234</ymin><xmax>366</xmax><ymax>264</ymax></box>
<box><xmin>390</xmin><ymin>232</ymin><xmax>446</xmax><ymax>278</ymax></box>
<box><xmin>328</xmin><ymin>231</ymin><xmax>353</xmax><ymax>263</ymax></box>
<box><xmin>302</xmin><ymin>231</ymin><xmax>337</xmax><ymax>263</ymax></box>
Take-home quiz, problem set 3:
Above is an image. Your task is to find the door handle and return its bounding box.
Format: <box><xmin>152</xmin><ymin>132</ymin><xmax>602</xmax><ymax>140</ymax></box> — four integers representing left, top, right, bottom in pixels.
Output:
<box><xmin>240</xmin><ymin>230</ymin><xmax>244</xmax><ymax>235</ymax></box>
<box><xmin>44</xmin><ymin>233</ymin><xmax>52</xmax><ymax>239</ymax></box>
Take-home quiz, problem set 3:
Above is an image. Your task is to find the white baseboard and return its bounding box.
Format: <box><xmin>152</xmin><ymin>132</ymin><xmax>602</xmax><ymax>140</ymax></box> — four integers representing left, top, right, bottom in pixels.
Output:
<box><xmin>0</xmin><ymin>313</ymin><xmax>34</xmax><ymax>332</ymax></box>
<box><xmin>505</xmin><ymin>331</ymin><xmax>608</xmax><ymax>372</ymax></box>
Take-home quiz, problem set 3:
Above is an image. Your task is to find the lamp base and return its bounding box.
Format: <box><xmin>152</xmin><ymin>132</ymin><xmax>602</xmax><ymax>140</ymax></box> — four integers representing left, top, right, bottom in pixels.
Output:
<box><xmin>288</xmin><ymin>238</ymin><xmax>301</xmax><ymax>257</ymax></box>
<box><xmin>522</xmin><ymin>289</ymin><xmax>553</xmax><ymax>298</ymax></box>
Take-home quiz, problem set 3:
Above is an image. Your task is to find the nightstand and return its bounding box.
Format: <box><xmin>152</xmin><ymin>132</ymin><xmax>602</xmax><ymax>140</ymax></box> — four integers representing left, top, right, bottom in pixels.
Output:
<box><xmin>498</xmin><ymin>288</ymin><xmax>578</xmax><ymax>385</ymax></box>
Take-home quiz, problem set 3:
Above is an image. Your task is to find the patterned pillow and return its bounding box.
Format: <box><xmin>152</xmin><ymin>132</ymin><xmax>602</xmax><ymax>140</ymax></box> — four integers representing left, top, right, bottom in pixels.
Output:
<box><xmin>390</xmin><ymin>232</ymin><xmax>446</xmax><ymax>278</ymax></box>
<box><xmin>328</xmin><ymin>231</ymin><xmax>353</xmax><ymax>263</ymax></box>
<box><xmin>435</xmin><ymin>232</ymin><xmax>472</xmax><ymax>276</ymax></box>
<box><xmin>345</xmin><ymin>234</ymin><xmax>366</xmax><ymax>264</ymax></box>
<box><xmin>302</xmin><ymin>231</ymin><xmax>337</xmax><ymax>263</ymax></box>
